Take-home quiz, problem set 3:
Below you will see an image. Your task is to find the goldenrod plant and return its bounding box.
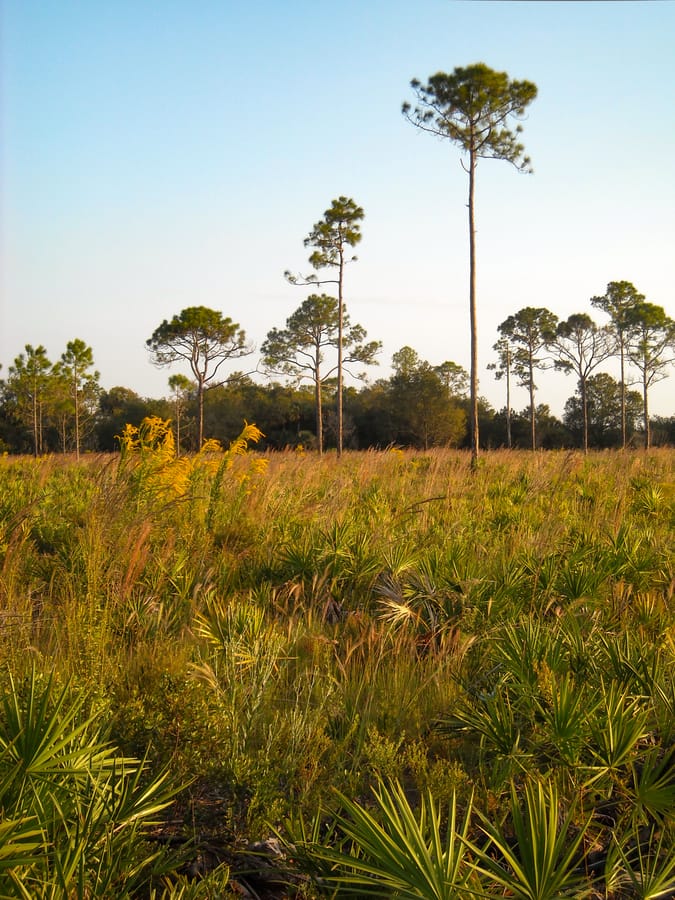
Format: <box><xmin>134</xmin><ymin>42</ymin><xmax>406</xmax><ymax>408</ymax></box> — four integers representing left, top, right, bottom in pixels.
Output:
<box><xmin>117</xmin><ymin>415</ymin><xmax>266</xmax><ymax>503</ymax></box>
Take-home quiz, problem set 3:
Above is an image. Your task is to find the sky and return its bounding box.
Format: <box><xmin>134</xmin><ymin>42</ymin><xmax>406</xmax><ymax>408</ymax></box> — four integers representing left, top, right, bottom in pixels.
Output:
<box><xmin>1</xmin><ymin>0</ymin><xmax>674</xmax><ymax>419</ymax></box>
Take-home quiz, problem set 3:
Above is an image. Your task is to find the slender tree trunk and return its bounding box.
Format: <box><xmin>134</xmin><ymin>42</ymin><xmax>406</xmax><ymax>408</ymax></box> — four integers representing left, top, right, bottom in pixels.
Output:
<box><xmin>175</xmin><ymin>399</ymin><xmax>181</xmax><ymax>455</ymax></box>
<box><xmin>32</xmin><ymin>385</ymin><xmax>39</xmax><ymax>457</ymax></box>
<box><xmin>73</xmin><ymin>372</ymin><xmax>80</xmax><ymax>460</ymax></box>
<box><xmin>581</xmin><ymin>377</ymin><xmax>589</xmax><ymax>453</ymax></box>
<box><xmin>506</xmin><ymin>349</ymin><xmax>512</xmax><ymax>449</ymax></box>
<box><xmin>315</xmin><ymin>356</ymin><xmax>323</xmax><ymax>455</ymax></box>
<box><xmin>468</xmin><ymin>149</ymin><xmax>479</xmax><ymax>468</ymax></box>
<box><xmin>528</xmin><ymin>359</ymin><xmax>536</xmax><ymax>451</ymax></box>
<box><xmin>619</xmin><ymin>338</ymin><xmax>626</xmax><ymax>449</ymax></box>
<box><xmin>198</xmin><ymin>381</ymin><xmax>205</xmax><ymax>448</ymax></box>
<box><xmin>337</xmin><ymin>247</ymin><xmax>344</xmax><ymax>458</ymax></box>
<box><xmin>642</xmin><ymin>374</ymin><xmax>650</xmax><ymax>450</ymax></box>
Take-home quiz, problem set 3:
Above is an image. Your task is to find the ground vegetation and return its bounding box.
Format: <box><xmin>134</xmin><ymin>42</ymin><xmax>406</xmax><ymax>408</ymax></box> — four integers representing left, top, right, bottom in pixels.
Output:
<box><xmin>0</xmin><ymin>443</ymin><xmax>672</xmax><ymax>896</ymax></box>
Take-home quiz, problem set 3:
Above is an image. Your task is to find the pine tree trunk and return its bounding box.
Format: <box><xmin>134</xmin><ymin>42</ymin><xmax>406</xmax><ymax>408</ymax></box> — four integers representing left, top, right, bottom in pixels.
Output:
<box><xmin>506</xmin><ymin>352</ymin><xmax>512</xmax><ymax>449</ymax></box>
<box><xmin>643</xmin><ymin>374</ymin><xmax>650</xmax><ymax>449</ymax></box>
<box><xmin>32</xmin><ymin>385</ymin><xmax>39</xmax><ymax>458</ymax></box>
<box><xmin>468</xmin><ymin>150</ymin><xmax>479</xmax><ymax>468</ymax></box>
<box><xmin>581</xmin><ymin>377</ymin><xmax>589</xmax><ymax>453</ymax></box>
<box><xmin>529</xmin><ymin>359</ymin><xmax>536</xmax><ymax>451</ymax></box>
<box><xmin>74</xmin><ymin>372</ymin><xmax>80</xmax><ymax>460</ymax></box>
<box><xmin>619</xmin><ymin>339</ymin><xmax>626</xmax><ymax>449</ymax></box>
<box><xmin>198</xmin><ymin>381</ymin><xmax>205</xmax><ymax>449</ymax></box>
<box><xmin>315</xmin><ymin>356</ymin><xmax>323</xmax><ymax>455</ymax></box>
<box><xmin>337</xmin><ymin>248</ymin><xmax>344</xmax><ymax>458</ymax></box>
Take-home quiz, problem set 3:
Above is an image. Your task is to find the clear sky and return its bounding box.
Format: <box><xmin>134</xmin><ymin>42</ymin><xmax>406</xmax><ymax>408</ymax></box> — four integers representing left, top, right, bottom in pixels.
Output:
<box><xmin>2</xmin><ymin>0</ymin><xmax>674</xmax><ymax>418</ymax></box>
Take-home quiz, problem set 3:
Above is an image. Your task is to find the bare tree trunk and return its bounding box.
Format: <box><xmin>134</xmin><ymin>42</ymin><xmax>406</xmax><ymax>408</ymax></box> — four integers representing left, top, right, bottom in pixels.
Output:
<box><xmin>468</xmin><ymin>150</ymin><xmax>479</xmax><ymax>468</ymax></box>
<box><xmin>198</xmin><ymin>381</ymin><xmax>204</xmax><ymax>449</ymax></box>
<box><xmin>337</xmin><ymin>248</ymin><xmax>344</xmax><ymax>458</ymax></box>
<box><xmin>32</xmin><ymin>386</ymin><xmax>39</xmax><ymax>457</ymax></box>
<box><xmin>315</xmin><ymin>355</ymin><xmax>323</xmax><ymax>455</ymax></box>
<box><xmin>619</xmin><ymin>339</ymin><xmax>626</xmax><ymax>449</ymax></box>
<box><xmin>175</xmin><ymin>399</ymin><xmax>181</xmax><ymax>455</ymax></box>
<box><xmin>528</xmin><ymin>360</ymin><xmax>536</xmax><ymax>451</ymax></box>
<box><xmin>74</xmin><ymin>373</ymin><xmax>80</xmax><ymax>460</ymax></box>
<box><xmin>505</xmin><ymin>349</ymin><xmax>512</xmax><ymax>449</ymax></box>
<box><xmin>38</xmin><ymin>401</ymin><xmax>44</xmax><ymax>455</ymax></box>
<box><xmin>581</xmin><ymin>377</ymin><xmax>589</xmax><ymax>453</ymax></box>
<box><xmin>643</xmin><ymin>375</ymin><xmax>650</xmax><ymax>450</ymax></box>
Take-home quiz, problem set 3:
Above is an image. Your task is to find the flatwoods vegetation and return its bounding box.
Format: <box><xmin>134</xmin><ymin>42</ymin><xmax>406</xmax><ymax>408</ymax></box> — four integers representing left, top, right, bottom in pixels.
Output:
<box><xmin>0</xmin><ymin>442</ymin><xmax>673</xmax><ymax>897</ymax></box>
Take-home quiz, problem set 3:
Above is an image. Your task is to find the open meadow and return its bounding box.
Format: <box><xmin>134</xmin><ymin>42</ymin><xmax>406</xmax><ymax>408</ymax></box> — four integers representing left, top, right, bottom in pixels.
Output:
<box><xmin>0</xmin><ymin>439</ymin><xmax>673</xmax><ymax>897</ymax></box>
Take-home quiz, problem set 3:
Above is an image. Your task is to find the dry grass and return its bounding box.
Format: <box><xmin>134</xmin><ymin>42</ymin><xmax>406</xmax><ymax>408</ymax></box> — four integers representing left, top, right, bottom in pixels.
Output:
<box><xmin>0</xmin><ymin>446</ymin><xmax>672</xmax><ymax>895</ymax></box>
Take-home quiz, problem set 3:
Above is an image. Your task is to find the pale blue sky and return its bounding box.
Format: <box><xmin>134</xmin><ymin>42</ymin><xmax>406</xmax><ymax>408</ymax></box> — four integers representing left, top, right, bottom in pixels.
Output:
<box><xmin>2</xmin><ymin>0</ymin><xmax>674</xmax><ymax>417</ymax></box>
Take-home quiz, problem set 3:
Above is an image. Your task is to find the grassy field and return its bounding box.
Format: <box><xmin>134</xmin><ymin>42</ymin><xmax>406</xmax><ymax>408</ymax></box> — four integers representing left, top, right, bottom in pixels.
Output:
<box><xmin>0</xmin><ymin>436</ymin><xmax>673</xmax><ymax>897</ymax></box>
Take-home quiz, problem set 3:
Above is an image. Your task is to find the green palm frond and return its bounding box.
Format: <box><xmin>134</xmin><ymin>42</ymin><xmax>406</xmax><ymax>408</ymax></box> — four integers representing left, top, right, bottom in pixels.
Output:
<box><xmin>629</xmin><ymin>746</ymin><xmax>675</xmax><ymax>824</ymax></box>
<box><xmin>586</xmin><ymin>682</ymin><xmax>650</xmax><ymax>781</ymax></box>
<box><xmin>465</xmin><ymin>778</ymin><xmax>592</xmax><ymax>900</ymax></box>
<box><xmin>611</xmin><ymin>823</ymin><xmax>675</xmax><ymax>899</ymax></box>
<box><xmin>282</xmin><ymin>779</ymin><xmax>476</xmax><ymax>899</ymax></box>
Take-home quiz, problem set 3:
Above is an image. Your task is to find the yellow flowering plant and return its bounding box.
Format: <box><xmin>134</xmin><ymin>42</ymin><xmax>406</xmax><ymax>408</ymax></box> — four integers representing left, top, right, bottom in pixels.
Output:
<box><xmin>117</xmin><ymin>416</ymin><xmax>267</xmax><ymax>500</ymax></box>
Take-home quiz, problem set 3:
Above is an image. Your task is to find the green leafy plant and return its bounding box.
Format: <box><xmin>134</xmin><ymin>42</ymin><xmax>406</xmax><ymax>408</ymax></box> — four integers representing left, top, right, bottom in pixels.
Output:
<box><xmin>609</xmin><ymin>822</ymin><xmax>675</xmax><ymax>899</ymax></box>
<box><xmin>0</xmin><ymin>667</ymin><xmax>185</xmax><ymax>898</ymax></box>
<box><xmin>465</xmin><ymin>778</ymin><xmax>592</xmax><ymax>899</ymax></box>
<box><xmin>282</xmin><ymin>778</ymin><xmax>476</xmax><ymax>899</ymax></box>
<box><xmin>533</xmin><ymin>672</ymin><xmax>592</xmax><ymax>767</ymax></box>
<box><xmin>586</xmin><ymin>681</ymin><xmax>650</xmax><ymax>783</ymax></box>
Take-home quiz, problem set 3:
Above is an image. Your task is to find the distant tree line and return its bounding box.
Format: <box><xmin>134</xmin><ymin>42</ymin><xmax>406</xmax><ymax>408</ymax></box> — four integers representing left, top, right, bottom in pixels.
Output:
<box><xmin>1</xmin><ymin>287</ymin><xmax>673</xmax><ymax>455</ymax></box>
<box><xmin>488</xmin><ymin>284</ymin><xmax>674</xmax><ymax>452</ymax></box>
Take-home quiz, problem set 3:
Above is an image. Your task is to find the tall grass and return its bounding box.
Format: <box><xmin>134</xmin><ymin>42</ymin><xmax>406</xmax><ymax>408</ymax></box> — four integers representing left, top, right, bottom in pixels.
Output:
<box><xmin>0</xmin><ymin>446</ymin><xmax>672</xmax><ymax>895</ymax></box>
